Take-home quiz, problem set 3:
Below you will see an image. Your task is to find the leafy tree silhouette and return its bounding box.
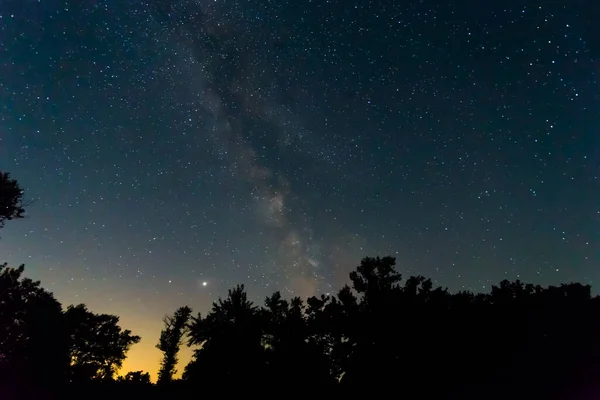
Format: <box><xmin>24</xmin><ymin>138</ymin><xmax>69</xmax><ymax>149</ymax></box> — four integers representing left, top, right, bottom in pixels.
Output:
<box><xmin>331</xmin><ymin>256</ymin><xmax>406</xmax><ymax>392</ymax></box>
<box><xmin>183</xmin><ymin>285</ymin><xmax>265</xmax><ymax>389</ymax></box>
<box><xmin>0</xmin><ymin>263</ymin><xmax>69</xmax><ymax>390</ymax></box>
<box><xmin>0</xmin><ymin>171</ymin><xmax>26</xmax><ymax>230</ymax></box>
<box><xmin>65</xmin><ymin>304</ymin><xmax>140</xmax><ymax>382</ymax></box>
<box><xmin>349</xmin><ymin>256</ymin><xmax>402</xmax><ymax>302</ymax></box>
<box><xmin>117</xmin><ymin>370</ymin><xmax>152</xmax><ymax>385</ymax></box>
<box><xmin>156</xmin><ymin>306</ymin><xmax>192</xmax><ymax>384</ymax></box>
<box><xmin>262</xmin><ymin>292</ymin><xmax>334</xmax><ymax>391</ymax></box>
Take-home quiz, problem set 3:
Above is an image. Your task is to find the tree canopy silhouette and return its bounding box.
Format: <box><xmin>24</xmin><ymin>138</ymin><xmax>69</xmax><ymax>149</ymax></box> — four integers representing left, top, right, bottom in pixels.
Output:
<box><xmin>183</xmin><ymin>284</ymin><xmax>266</xmax><ymax>388</ymax></box>
<box><xmin>0</xmin><ymin>171</ymin><xmax>26</xmax><ymax>229</ymax></box>
<box><xmin>117</xmin><ymin>370</ymin><xmax>152</xmax><ymax>385</ymax></box>
<box><xmin>65</xmin><ymin>304</ymin><xmax>141</xmax><ymax>382</ymax></box>
<box><xmin>0</xmin><ymin>263</ymin><xmax>68</xmax><ymax>388</ymax></box>
<box><xmin>262</xmin><ymin>292</ymin><xmax>335</xmax><ymax>390</ymax></box>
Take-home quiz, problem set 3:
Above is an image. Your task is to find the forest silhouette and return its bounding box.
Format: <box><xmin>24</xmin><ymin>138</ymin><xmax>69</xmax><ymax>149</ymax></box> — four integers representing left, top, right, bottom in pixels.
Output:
<box><xmin>1</xmin><ymin>171</ymin><xmax>600</xmax><ymax>399</ymax></box>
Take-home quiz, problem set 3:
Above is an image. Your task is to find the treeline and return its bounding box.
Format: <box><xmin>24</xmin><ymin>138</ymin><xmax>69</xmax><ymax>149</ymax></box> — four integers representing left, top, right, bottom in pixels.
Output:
<box><xmin>1</xmin><ymin>172</ymin><xmax>600</xmax><ymax>399</ymax></box>
<box><xmin>2</xmin><ymin>258</ymin><xmax>600</xmax><ymax>399</ymax></box>
<box><xmin>151</xmin><ymin>257</ymin><xmax>600</xmax><ymax>399</ymax></box>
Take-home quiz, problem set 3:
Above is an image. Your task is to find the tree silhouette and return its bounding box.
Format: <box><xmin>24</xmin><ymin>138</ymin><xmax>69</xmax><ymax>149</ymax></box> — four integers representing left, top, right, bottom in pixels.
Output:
<box><xmin>263</xmin><ymin>292</ymin><xmax>335</xmax><ymax>391</ymax></box>
<box><xmin>332</xmin><ymin>256</ymin><xmax>406</xmax><ymax>391</ymax></box>
<box><xmin>117</xmin><ymin>370</ymin><xmax>152</xmax><ymax>385</ymax></box>
<box><xmin>65</xmin><ymin>304</ymin><xmax>141</xmax><ymax>382</ymax></box>
<box><xmin>0</xmin><ymin>263</ymin><xmax>68</xmax><ymax>388</ymax></box>
<box><xmin>156</xmin><ymin>306</ymin><xmax>192</xmax><ymax>384</ymax></box>
<box><xmin>0</xmin><ymin>171</ymin><xmax>26</xmax><ymax>229</ymax></box>
<box><xmin>349</xmin><ymin>256</ymin><xmax>402</xmax><ymax>305</ymax></box>
<box><xmin>184</xmin><ymin>285</ymin><xmax>265</xmax><ymax>388</ymax></box>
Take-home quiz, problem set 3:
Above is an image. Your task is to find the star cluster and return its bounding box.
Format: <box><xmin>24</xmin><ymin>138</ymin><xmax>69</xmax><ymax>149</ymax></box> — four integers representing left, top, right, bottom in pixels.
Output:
<box><xmin>0</xmin><ymin>0</ymin><xmax>598</xmax><ymax>379</ymax></box>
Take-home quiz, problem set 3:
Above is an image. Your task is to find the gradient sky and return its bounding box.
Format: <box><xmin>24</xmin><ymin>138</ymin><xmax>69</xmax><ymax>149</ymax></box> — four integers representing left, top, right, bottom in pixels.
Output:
<box><xmin>0</xmin><ymin>0</ymin><xmax>599</xmax><ymax>380</ymax></box>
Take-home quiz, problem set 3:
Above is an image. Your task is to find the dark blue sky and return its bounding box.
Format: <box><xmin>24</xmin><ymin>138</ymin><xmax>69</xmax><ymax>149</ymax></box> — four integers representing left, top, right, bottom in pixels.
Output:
<box><xmin>0</xmin><ymin>0</ymin><xmax>598</xmax><ymax>377</ymax></box>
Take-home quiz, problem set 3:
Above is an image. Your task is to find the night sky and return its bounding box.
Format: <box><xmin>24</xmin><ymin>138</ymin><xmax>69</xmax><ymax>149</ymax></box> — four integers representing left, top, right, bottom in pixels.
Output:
<box><xmin>1</xmin><ymin>0</ymin><xmax>599</xmax><ymax>379</ymax></box>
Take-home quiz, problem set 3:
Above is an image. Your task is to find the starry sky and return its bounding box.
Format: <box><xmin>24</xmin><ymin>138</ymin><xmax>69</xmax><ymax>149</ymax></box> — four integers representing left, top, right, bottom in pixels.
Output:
<box><xmin>0</xmin><ymin>0</ymin><xmax>599</xmax><ymax>380</ymax></box>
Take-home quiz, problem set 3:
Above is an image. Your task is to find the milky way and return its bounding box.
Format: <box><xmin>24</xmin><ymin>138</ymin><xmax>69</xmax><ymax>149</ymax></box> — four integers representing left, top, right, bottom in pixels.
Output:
<box><xmin>0</xmin><ymin>0</ymin><xmax>598</xmax><ymax>378</ymax></box>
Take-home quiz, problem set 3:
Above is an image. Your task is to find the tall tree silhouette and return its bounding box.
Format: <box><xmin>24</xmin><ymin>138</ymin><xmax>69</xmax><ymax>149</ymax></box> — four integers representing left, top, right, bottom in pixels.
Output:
<box><xmin>305</xmin><ymin>286</ymin><xmax>358</xmax><ymax>382</ymax></box>
<box><xmin>156</xmin><ymin>306</ymin><xmax>192</xmax><ymax>384</ymax></box>
<box><xmin>0</xmin><ymin>171</ymin><xmax>26</xmax><ymax>229</ymax></box>
<box><xmin>263</xmin><ymin>292</ymin><xmax>335</xmax><ymax>391</ymax></box>
<box><xmin>334</xmin><ymin>256</ymin><xmax>405</xmax><ymax>391</ymax></box>
<box><xmin>0</xmin><ymin>263</ymin><xmax>69</xmax><ymax>388</ymax></box>
<box><xmin>184</xmin><ymin>285</ymin><xmax>265</xmax><ymax>388</ymax></box>
<box><xmin>65</xmin><ymin>304</ymin><xmax>140</xmax><ymax>382</ymax></box>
